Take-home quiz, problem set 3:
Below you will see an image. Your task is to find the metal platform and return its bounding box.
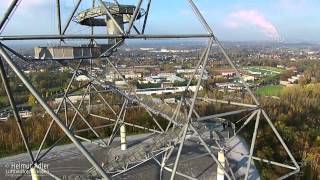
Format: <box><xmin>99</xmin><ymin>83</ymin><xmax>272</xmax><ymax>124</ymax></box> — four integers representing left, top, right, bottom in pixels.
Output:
<box><xmin>75</xmin><ymin>2</ymin><xmax>145</xmax><ymax>26</ymax></box>
<box><xmin>34</xmin><ymin>45</ymin><xmax>112</xmax><ymax>60</ymax></box>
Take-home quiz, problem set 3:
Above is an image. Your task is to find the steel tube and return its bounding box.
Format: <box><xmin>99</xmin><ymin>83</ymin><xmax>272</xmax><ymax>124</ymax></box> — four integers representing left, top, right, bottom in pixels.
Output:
<box><xmin>278</xmin><ymin>169</ymin><xmax>300</xmax><ymax>180</ymax></box>
<box><xmin>0</xmin><ymin>45</ymin><xmax>111</xmax><ymax>179</ymax></box>
<box><xmin>111</xmin><ymin>0</ymin><xmax>141</xmax><ymax>35</ymax></box>
<box><xmin>62</xmin><ymin>0</ymin><xmax>82</xmax><ymax>35</ymax></box>
<box><xmin>171</xmin><ymin>38</ymin><xmax>213</xmax><ymax>180</ymax></box>
<box><xmin>244</xmin><ymin>110</ymin><xmax>260</xmax><ymax>180</ymax></box>
<box><xmin>184</xmin><ymin>43</ymin><xmax>209</xmax><ymax>92</ymax></box>
<box><xmin>187</xmin><ymin>0</ymin><xmax>213</xmax><ymax>35</ymax></box>
<box><xmin>98</xmin><ymin>0</ymin><xmax>124</xmax><ymax>34</ymax></box>
<box><xmin>108</xmin><ymin>100</ymin><xmax>127</xmax><ymax>145</ymax></box>
<box><xmin>146</xmin><ymin>109</ymin><xmax>164</xmax><ymax>132</ymax></box>
<box><xmin>197</xmin><ymin>108</ymin><xmax>257</xmax><ymax>121</ymax></box>
<box><xmin>262</xmin><ymin>110</ymin><xmax>300</xmax><ymax>170</ymax></box>
<box><xmin>66</xmin><ymin>97</ymin><xmax>108</xmax><ymax>147</ymax></box>
<box><xmin>0</xmin><ymin>0</ymin><xmax>19</xmax><ymax>31</ymax></box>
<box><xmin>0</xmin><ymin>59</ymin><xmax>35</xmax><ymax>162</ymax></box>
<box><xmin>0</xmin><ymin>34</ymin><xmax>214</xmax><ymax>41</ymax></box>
<box><xmin>248</xmin><ymin>156</ymin><xmax>297</xmax><ymax>170</ymax></box>
<box><xmin>37</xmin><ymin>87</ymin><xmax>91</xmax><ymax>162</ymax></box>
<box><xmin>91</xmin><ymin>84</ymin><xmax>117</xmax><ymax>115</ymax></box>
<box><xmin>226</xmin><ymin>110</ymin><xmax>258</xmax><ymax>144</ymax></box>
<box><xmin>35</xmin><ymin>60</ymin><xmax>84</xmax><ymax>161</ymax></box>
<box><xmin>127</xmin><ymin>0</ymin><xmax>144</xmax><ymax>34</ymax></box>
<box><xmin>56</xmin><ymin>0</ymin><xmax>62</xmax><ymax>35</ymax></box>
<box><xmin>190</xmin><ymin>125</ymin><xmax>232</xmax><ymax>180</ymax></box>
<box><xmin>187</xmin><ymin>0</ymin><xmax>260</xmax><ymax>105</ymax></box>
<box><xmin>164</xmin><ymin>167</ymin><xmax>197</xmax><ymax>180</ymax></box>
<box><xmin>198</xmin><ymin>97</ymin><xmax>258</xmax><ymax>108</ymax></box>
<box><xmin>142</xmin><ymin>0</ymin><xmax>152</xmax><ymax>34</ymax></box>
<box><xmin>90</xmin><ymin>113</ymin><xmax>162</xmax><ymax>133</ymax></box>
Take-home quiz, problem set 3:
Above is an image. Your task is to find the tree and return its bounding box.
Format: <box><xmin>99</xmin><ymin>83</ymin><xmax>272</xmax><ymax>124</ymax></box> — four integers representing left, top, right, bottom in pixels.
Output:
<box><xmin>298</xmin><ymin>75</ymin><xmax>310</xmax><ymax>85</ymax></box>
<box><xmin>27</xmin><ymin>95</ymin><xmax>37</xmax><ymax>108</ymax></box>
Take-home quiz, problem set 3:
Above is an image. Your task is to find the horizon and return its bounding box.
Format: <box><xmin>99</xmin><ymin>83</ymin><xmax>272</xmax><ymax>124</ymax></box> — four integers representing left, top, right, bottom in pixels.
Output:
<box><xmin>0</xmin><ymin>0</ymin><xmax>320</xmax><ymax>42</ymax></box>
<box><xmin>6</xmin><ymin>40</ymin><xmax>320</xmax><ymax>49</ymax></box>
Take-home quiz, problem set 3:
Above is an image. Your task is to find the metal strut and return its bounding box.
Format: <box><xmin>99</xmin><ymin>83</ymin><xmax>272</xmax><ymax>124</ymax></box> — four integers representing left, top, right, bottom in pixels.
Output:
<box><xmin>0</xmin><ymin>45</ymin><xmax>111</xmax><ymax>180</ymax></box>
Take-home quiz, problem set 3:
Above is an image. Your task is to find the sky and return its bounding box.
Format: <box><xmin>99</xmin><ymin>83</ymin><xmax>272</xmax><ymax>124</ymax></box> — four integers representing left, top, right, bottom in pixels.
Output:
<box><xmin>0</xmin><ymin>0</ymin><xmax>320</xmax><ymax>42</ymax></box>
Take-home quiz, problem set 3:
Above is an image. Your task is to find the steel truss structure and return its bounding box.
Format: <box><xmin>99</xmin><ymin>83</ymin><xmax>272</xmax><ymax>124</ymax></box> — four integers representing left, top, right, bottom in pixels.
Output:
<box><xmin>0</xmin><ymin>0</ymin><xmax>300</xmax><ymax>179</ymax></box>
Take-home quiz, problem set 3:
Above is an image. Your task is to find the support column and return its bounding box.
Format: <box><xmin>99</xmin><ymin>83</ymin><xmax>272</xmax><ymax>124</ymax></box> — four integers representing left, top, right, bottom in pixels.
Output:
<box><xmin>120</xmin><ymin>124</ymin><xmax>127</xmax><ymax>150</ymax></box>
<box><xmin>217</xmin><ymin>150</ymin><xmax>226</xmax><ymax>180</ymax></box>
<box><xmin>31</xmin><ymin>167</ymin><xmax>39</xmax><ymax>180</ymax></box>
<box><xmin>106</xmin><ymin>15</ymin><xmax>124</xmax><ymax>45</ymax></box>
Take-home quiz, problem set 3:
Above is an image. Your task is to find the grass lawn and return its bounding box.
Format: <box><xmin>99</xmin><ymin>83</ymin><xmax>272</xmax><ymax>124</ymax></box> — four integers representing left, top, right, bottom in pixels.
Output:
<box><xmin>243</xmin><ymin>66</ymin><xmax>284</xmax><ymax>76</ymax></box>
<box><xmin>255</xmin><ymin>85</ymin><xmax>284</xmax><ymax>96</ymax></box>
<box><xmin>0</xmin><ymin>96</ymin><xmax>6</xmax><ymax>103</ymax></box>
<box><xmin>258</xmin><ymin>66</ymin><xmax>284</xmax><ymax>72</ymax></box>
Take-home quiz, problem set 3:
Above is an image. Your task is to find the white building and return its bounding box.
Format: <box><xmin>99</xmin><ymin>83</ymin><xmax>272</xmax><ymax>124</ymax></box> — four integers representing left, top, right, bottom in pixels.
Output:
<box><xmin>215</xmin><ymin>83</ymin><xmax>243</xmax><ymax>92</ymax></box>
<box><xmin>106</xmin><ymin>70</ymin><xmax>142</xmax><ymax>82</ymax></box>
<box><xmin>135</xmin><ymin>86</ymin><xmax>203</xmax><ymax>95</ymax></box>
<box><xmin>221</xmin><ymin>72</ymin><xmax>236</xmax><ymax>77</ymax></box>
<box><xmin>55</xmin><ymin>95</ymin><xmax>89</xmax><ymax>104</ymax></box>
<box><xmin>75</xmin><ymin>75</ymin><xmax>90</xmax><ymax>81</ymax></box>
<box><xmin>175</xmin><ymin>65</ymin><xmax>209</xmax><ymax>80</ymax></box>
<box><xmin>19</xmin><ymin>110</ymin><xmax>32</xmax><ymax>118</ymax></box>
<box><xmin>176</xmin><ymin>65</ymin><xmax>207</xmax><ymax>74</ymax></box>
<box><xmin>243</xmin><ymin>75</ymin><xmax>255</xmax><ymax>82</ymax></box>
<box><xmin>142</xmin><ymin>73</ymin><xmax>185</xmax><ymax>84</ymax></box>
<box><xmin>164</xmin><ymin>98</ymin><xmax>176</xmax><ymax>104</ymax></box>
<box><xmin>183</xmin><ymin>73</ymin><xmax>208</xmax><ymax>80</ymax></box>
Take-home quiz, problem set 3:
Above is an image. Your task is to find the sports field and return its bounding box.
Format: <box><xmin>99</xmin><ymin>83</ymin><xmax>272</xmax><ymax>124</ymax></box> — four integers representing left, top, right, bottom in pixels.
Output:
<box><xmin>243</xmin><ymin>66</ymin><xmax>284</xmax><ymax>76</ymax></box>
<box><xmin>255</xmin><ymin>85</ymin><xmax>284</xmax><ymax>96</ymax></box>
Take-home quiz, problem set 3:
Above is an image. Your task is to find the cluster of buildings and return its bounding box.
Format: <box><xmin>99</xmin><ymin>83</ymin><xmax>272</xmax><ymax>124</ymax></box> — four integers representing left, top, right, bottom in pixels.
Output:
<box><xmin>176</xmin><ymin>65</ymin><xmax>209</xmax><ymax>80</ymax></box>
<box><xmin>103</xmin><ymin>65</ymin><xmax>207</xmax><ymax>95</ymax></box>
<box><xmin>246</xmin><ymin>47</ymin><xmax>320</xmax><ymax>62</ymax></box>
<box><xmin>215</xmin><ymin>82</ymin><xmax>243</xmax><ymax>92</ymax></box>
<box><xmin>136</xmin><ymin>86</ymin><xmax>202</xmax><ymax>95</ymax></box>
<box><xmin>280</xmin><ymin>74</ymin><xmax>303</xmax><ymax>86</ymax></box>
<box><xmin>105</xmin><ymin>65</ymin><xmax>160</xmax><ymax>82</ymax></box>
<box><xmin>0</xmin><ymin>105</ymin><xmax>32</xmax><ymax>121</ymax></box>
<box><xmin>140</xmin><ymin>73</ymin><xmax>185</xmax><ymax>84</ymax></box>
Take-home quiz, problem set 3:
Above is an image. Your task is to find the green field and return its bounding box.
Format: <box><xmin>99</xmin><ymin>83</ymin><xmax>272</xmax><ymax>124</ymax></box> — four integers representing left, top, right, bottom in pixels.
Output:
<box><xmin>243</xmin><ymin>66</ymin><xmax>284</xmax><ymax>76</ymax></box>
<box><xmin>0</xmin><ymin>96</ymin><xmax>6</xmax><ymax>103</ymax></box>
<box><xmin>255</xmin><ymin>85</ymin><xmax>284</xmax><ymax>96</ymax></box>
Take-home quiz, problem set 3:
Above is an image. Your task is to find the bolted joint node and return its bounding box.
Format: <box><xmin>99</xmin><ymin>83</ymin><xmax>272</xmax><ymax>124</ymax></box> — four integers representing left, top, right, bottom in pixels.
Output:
<box><xmin>209</xmin><ymin>33</ymin><xmax>216</xmax><ymax>39</ymax></box>
<box><xmin>256</xmin><ymin>104</ymin><xmax>263</xmax><ymax>110</ymax></box>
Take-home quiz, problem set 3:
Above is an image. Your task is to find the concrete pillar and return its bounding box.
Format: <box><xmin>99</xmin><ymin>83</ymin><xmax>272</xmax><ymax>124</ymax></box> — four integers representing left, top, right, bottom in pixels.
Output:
<box><xmin>120</xmin><ymin>124</ymin><xmax>127</xmax><ymax>150</ymax></box>
<box><xmin>217</xmin><ymin>150</ymin><xmax>225</xmax><ymax>180</ymax></box>
<box><xmin>31</xmin><ymin>167</ymin><xmax>40</xmax><ymax>180</ymax></box>
<box><xmin>106</xmin><ymin>15</ymin><xmax>124</xmax><ymax>45</ymax></box>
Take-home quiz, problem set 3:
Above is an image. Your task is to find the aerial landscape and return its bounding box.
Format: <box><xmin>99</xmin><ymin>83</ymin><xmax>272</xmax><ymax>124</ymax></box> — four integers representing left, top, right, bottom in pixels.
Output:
<box><xmin>0</xmin><ymin>0</ymin><xmax>319</xmax><ymax>180</ymax></box>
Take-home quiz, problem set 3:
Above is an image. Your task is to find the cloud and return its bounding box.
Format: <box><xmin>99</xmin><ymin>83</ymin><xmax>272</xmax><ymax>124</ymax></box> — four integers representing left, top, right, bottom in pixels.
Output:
<box><xmin>225</xmin><ymin>10</ymin><xmax>280</xmax><ymax>41</ymax></box>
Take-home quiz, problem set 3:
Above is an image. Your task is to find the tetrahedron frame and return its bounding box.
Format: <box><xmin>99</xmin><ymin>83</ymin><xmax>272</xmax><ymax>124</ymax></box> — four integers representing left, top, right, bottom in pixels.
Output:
<box><xmin>0</xmin><ymin>0</ymin><xmax>300</xmax><ymax>179</ymax></box>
